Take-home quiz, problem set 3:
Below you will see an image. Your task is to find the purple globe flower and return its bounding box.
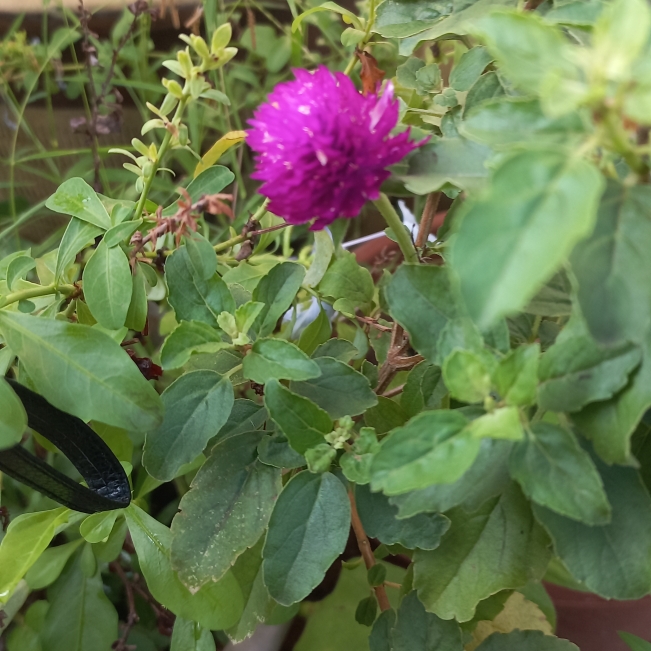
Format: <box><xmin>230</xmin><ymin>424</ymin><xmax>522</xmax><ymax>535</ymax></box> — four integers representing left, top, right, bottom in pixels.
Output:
<box><xmin>247</xmin><ymin>66</ymin><xmax>423</xmax><ymax>230</ymax></box>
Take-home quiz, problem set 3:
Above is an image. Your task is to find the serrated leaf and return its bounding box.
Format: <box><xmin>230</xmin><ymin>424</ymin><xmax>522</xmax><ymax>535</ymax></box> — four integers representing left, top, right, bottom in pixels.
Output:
<box><xmin>392</xmin><ymin>591</ymin><xmax>464</xmax><ymax>651</ymax></box>
<box><xmin>413</xmin><ymin>484</ymin><xmax>551</xmax><ymax>622</ymax></box>
<box><xmin>450</xmin><ymin>149</ymin><xmax>603</xmax><ymax>328</ymax></box>
<box><xmin>510</xmin><ymin>423</ymin><xmax>610</xmax><ymax>524</ymax></box>
<box><xmin>356</xmin><ymin>484</ymin><xmax>450</xmax><ymax>550</ymax></box>
<box><xmin>538</xmin><ymin>336</ymin><xmax>641</xmax><ymax>412</ymax></box>
<box><xmin>370</xmin><ymin>410</ymin><xmax>480</xmax><ymax>495</ymax></box>
<box><xmin>386</xmin><ymin>265</ymin><xmax>460</xmax><ymax>363</ymax></box>
<box><xmin>533</xmin><ymin>457</ymin><xmax>651</xmax><ymax>599</ymax></box>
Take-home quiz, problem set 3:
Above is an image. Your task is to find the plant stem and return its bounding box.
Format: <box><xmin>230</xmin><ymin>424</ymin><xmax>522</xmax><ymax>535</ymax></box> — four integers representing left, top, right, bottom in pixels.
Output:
<box><xmin>348</xmin><ymin>488</ymin><xmax>391</xmax><ymax>612</ymax></box>
<box><xmin>602</xmin><ymin>110</ymin><xmax>649</xmax><ymax>178</ymax></box>
<box><xmin>0</xmin><ymin>284</ymin><xmax>75</xmax><ymax>309</ymax></box>
<box><xmin>343</xmin><ymin>0</ymin><xmax>378</xmax><ymax>75</ymax></box>
<box><xmin>373</xmin><ymin>193</ymin><xmax>418</xmax><ymax>264</ymax></box>
<box><xmin>415</xmin><ymin>192</ymin><xmax>441</xmax><ymax>249</ymax></box>
<box><xmin>133</xmin><ymin>97</ymin><xmax>189</xmax><ymax>221</ymax></box>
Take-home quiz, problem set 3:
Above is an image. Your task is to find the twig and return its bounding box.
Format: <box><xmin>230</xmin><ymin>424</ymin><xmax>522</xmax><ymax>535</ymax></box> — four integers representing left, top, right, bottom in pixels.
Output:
<box><xmin>375</xmin><ymin>323</ymin><xmax>423</xmax><ymax>395</ymax></box>
<box><xmin>382</xmin><ymin>383</ymin><xmax>405</xmax><ymax>398</ymax></box>
<box><xmin>109</xmin><ymin>562</ymin><xmax>139</xmax><ymax>651</ymax></box>
<box><xmin>355</xmin><ymin>315</ymin><xmax>393</xmax><ymax>332</ymax></box>
<box><xmin>348</xmin><ymin>488</ymin><xmax>391</xmax><ymax>612</ymax></box>
<box><xmin>415</xmin><ymin>192</ymin><xmax>440</xmax><ymax>250</ymax></box>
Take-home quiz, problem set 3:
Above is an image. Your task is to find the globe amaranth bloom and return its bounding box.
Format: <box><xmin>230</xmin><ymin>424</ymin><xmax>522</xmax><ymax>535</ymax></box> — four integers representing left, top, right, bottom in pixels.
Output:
<box><xmin>247</xmin><ymin>66</ymin><xmax>423</xmax><ymax>230</ymax></box>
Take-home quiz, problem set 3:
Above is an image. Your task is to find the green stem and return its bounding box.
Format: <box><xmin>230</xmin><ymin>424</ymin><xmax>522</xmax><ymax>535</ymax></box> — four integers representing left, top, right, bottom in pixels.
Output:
<box><xmin>343</xmin><ymin>0</ymin><xmax>378</xmax><ymax>76</ymax></box>
<box><xmin>0</xmin><ymin>284</ymin><xmax>75</xmax><ymax>309</ymax></box>
<box><xmin>602</xmin><ymin>110</ymin><xmax>648</xmax><ymax>177</ymax></box>
<box><xmin>373</xmin><ymin>193</ymin><xmax>418</xmax><ymax>264</ymax></box>
<box><xmin>213</xmin><ymin>198</ymin><xmax>271</xmax><ymax>253</ymax></box>
<box><xmin>133</xmin><ymin>97</ymin><xmax>189</xmax><ymax>220</ymax></box>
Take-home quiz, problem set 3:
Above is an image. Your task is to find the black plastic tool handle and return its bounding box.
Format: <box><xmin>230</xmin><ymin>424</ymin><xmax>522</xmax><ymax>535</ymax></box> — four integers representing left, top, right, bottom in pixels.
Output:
<box><xmin>0</xmin><ymin>379</ymin><xmax>131</xmax><ymax>513</ymax></box>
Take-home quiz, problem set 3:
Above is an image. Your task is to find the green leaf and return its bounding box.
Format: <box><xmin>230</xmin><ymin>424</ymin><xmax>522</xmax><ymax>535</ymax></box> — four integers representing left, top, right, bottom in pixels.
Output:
<box><xmin>364</xmin><ymin>396</ymin><xmax>409</xmax><ymax>435</ymax></box>
<box><xmin>41</xmin><ymin>550</ymin><xmax>118</xmax><ymax>651</ymax></box>
<box><xmin>82</xmin><ymin>239</ymin><xmax>133</xmax><ymax>330</ymax></box>
<box><xmin>263</xmin><ymin>471</ymin><xmax>351</xmax><ymax>605</ymax></box>
<box><xmin>510</xmin><ymin>423</ymin><xmax>610</xmax><ymax>524</ymax></box>
<box><xmin>79</xmin><ymin>511</ymin><xmax>120</xmax><ymax>544</ymax></box>
<box><xmin>243</xmin><ymin>338</ymin><xmax>321</xmax><ymax>383</ymax></box>
<box><xmin>252</xmin><ymin>262</ymin><xmax>305</xmax><ymax>337</ymax></box>
<box><xmin>466</xmin><ymin>407</ymin><xmax>524</xmax><ymax>441</ymax></box>
<box><xmin>171</xmin><ymin>431</ymin><xmax>281</xmax><ymax>589</ymax></box>
<box><xmin>166</xmin><ymin>247</ymin><xmax>235</xmax><ymax>326</ymax></box>
<box><xmin>533</xmin><ymin>457</ymin><xmax>651</xmax><ymax>599</ymax></box>
<box><xmin>592</xmin><ymin>0</ymin><xmax>651</xmax><ymax>81</ymax></box>
<box><xmin>264</xmin><ymin>379</ymin><xmax>332</xmax><ymax>454</ymax></box>
<box><xmin>401</xmin><ymin>362</ymin><xmax>447</xmax><ymax>417</ymax></box>
<box><xmin>313</xmin><ymin>338</ymin><xmax>359</xmax><ymax>362</ymax></box>
<box><xmin>356</xmin><ymin>595</ymin><xmax>378</xmax><ymax>626</ymax></box>
<box><xmin>571</xmin><ymin>182</ymin><xmax>651</xmax><ymax>346</ymax></box>
<box><xmin>6</xmin><ymin>255</ymin><xmax>35</xmax><ymax>291</ymax></box>
<box><xmin>0</xmin><ymin>376</ymin><xmax>27</xmax><ymax>450</ymax></box>
<box><xmin>572</xmin><ymin>330</ymin><xmax>651</xmax><ymax>463</ymax></box>
<box><xmin>125</xmin><ymin>504</ymin><xmax>244</xmax><ymax>630</ymax></box>
<box><xmin>297</xmin><ymin>307</ymin><xmax>332</xmax><ymax>355</ymax></box>
<box><xmin>160</xmin><ymin>320</ymin><xmax>230</xmax><ymax>370</ymax></box>
<box><xmin>394</xmin><ymin>0</ymin><xmax>518</xmax><ymax>56</ymax></box>
<box><xmin>0</xmin><ymin>312</ymin><xmax>162</xmax><ymax>431</ymax></box>
<box><xmin>619</xmin><ymin>632</ymin><xmax>651</xmax><ymax>651</ymax></box>
<box><xmin>397</xmin><ymin>58</ymin><xmax>425</xmax><ymax>89</ymax></box>
<box><xmin>124</xmin><ymin>263</ymin><xmax>148</xmax><ymax>332</ymax></box>
<box><xmin>413</xmin><ymin>484</ymin><xmax>551</xmax><ymax>622</ymax></box>
<box><xmin>356</xmin><ymin>484</ymin><xmax>450</xmax><ymax>550</ymax></box>
<box><xmin>0</xmin><ymin>508</ymin><xmax>70</xmax><ymax>604</ymax></box>
<box><xmin>258</xmin><ymin>431</ymin><xmax>306</xmax><ymax>469</ymax></box>
<box><xmin>226</xmin><ymin>539</ymin><xmax>272</xmax><ymax>642</ymax></box>
<box><xmin>392</xmin><ymin>591</ymin><xmax>464</xmax><ymax>651</ymax></box>
<box><xmin>450</xmin><ymin>46</ymin><xmax>493</xmax><ymax>92</ymax></box>
<box><xmin>443</xmin><ymin>349</ymin><xmax>492</xmax><ymax>404</ymax></box>
<box><xmin>402</xmin><ymin>139</ymin><xmax>493</xmax><ymax>195</ymax></box>
<box><xmin>290</xmin><ymin>356</ymin><xmax>377</xmax><ymax>418</ymax></box>
<box><xmin>494</xmin><ymin>344</ymin><xmax>539</xmax><ymax>407</ymax></box>
<box><xmin>473</xmin><ymin>11</ymin><xmax>575</xmax><ymax>96</ymax></box>
<box><xmin>370</xmin><ymin>609</ymin><xmax>397</xmax><ymax>651</ymax></box>
<box><xmin>222</xmin><ymin>259</ymin><xmax>280</xmax><ymax>293</ymax></box>
<box><xmin>475</xmin><ymin>630</ymin><xmax>578</xmax><ymax>651</ymax></box>
<box><xmin>450</xmin><ymin>149</ymin><xmax>603</xmax><ymax>328</ymax></box>
<box><xmin>318</xmin><ymin>251</ymin><xmax>374</xmax><ymax>313</ymax></box>
<box><xmin>25</xmin><ymin>539</ymin><xmax>83</xmax><ymax>590</ymax></box>
<box><xmin>374</xmin><ymin>0</ymin><xmax>444</xmax><ymax>37</ymax></box>
<box><xmin>390</xmin><ymin>439</ymin><xmax>512</xmax><ymax>518</ymax></box>
<box><xmin>185</xmin><ymin>231</ymin><xmax>218</xmax><ymax>281</ymax></box>
<box><xmin>370</xmin><ymin>410</ymin><xmax>480</xmax><ymax>495</ymax></box>
<box><xmin>386</xmin><ymin>265</ymin><xmax>459</xmax><ymax>363</ymax></box>
<box><xmin>161</xmin><ymin>166</ymin><xmax>235</xmax><ymax>217</ymax></box>
<box><xmin>55</xmin><ymin>218</ymin><xmax>103</xmax><ymax>281</ymax></box>
<box><xmin>46</xmin><ymin>178</ymin><xmax>111</xmax><ymax>230</ymax></box>
<box><xmin>291</xmin><ymin>1</ymin><xmax>362</xmax><ymax>32</ymax></box>
<box><xmin>143</xmin><ymin>370</ymin><xmax>234</xmax><ymax>481</ymax></box>
<box><xmin>538</xmin><ymin>336</ymin><xmax>641</xmax><ymax>413</ymax></box>
<box><xmin>305</xmin><ymin>443</ymin><xmax>336</xmax><ymax>473</ymax></box>
<box><xmin>170</xmin><ymin>618</ymin><xmax>216</xmax><ymax>651</ymax></box>
<box><xmin>461</xmin><ymin>97</ymin><xmax>587</xmax><ymax>147</ymax></box>
<box><xmin>103</xmin><ymin>219</ymin><xmax>142</xmax><ymax>248</ymax></box>
<box><xmin>304</xmin><ymin>230</ymin><xmax>334</xmax><ymax>289</ymax></box>
<box><xmin>435</xmin><ymin>317</ymin><xmax>484</xmax><ymax>367</ymax></box>
<box><xmin>215</xmin><ymin>398</ymin><xmax>267</xmax><ymax>442</ymax></box>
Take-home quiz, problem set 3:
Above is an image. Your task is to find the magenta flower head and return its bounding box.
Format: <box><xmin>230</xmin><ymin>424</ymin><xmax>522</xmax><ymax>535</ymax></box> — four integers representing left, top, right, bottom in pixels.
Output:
<box><xmin>247</xmin><ymin>66</ymin><xmax>423</xmax><ymax>230</ymax></box>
